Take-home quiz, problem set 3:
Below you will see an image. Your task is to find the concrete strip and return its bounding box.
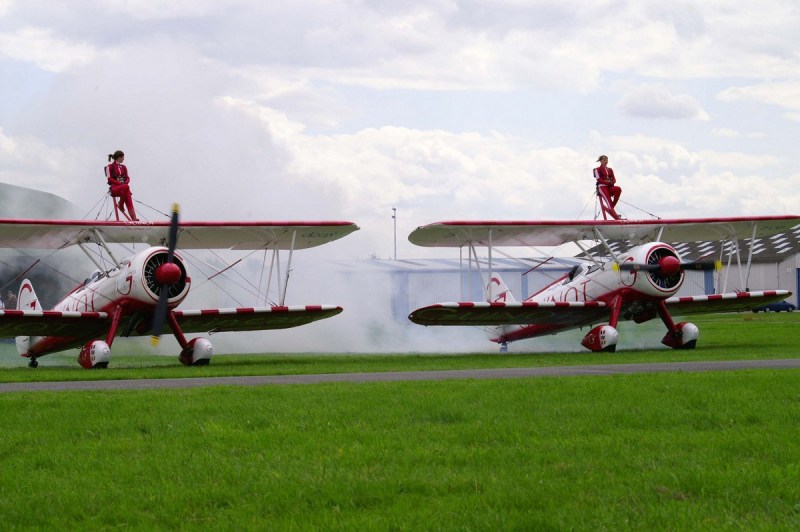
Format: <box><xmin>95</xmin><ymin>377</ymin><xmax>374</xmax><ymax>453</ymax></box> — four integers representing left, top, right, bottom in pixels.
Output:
<box><xmin>1</xmin><ymin>358</ymin><xmax>800</xmax><ymax>393</ymax></box>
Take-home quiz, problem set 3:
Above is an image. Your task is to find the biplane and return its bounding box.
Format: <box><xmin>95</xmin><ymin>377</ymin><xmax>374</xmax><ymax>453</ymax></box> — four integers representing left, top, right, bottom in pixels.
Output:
<box><xmin>408</xmin><ymin>216</ymin><xmax>799</xmax><ymax>352</ymax></box>
<box><xmin>0</xmin><ymin>206</ymin><xmax>358</xmax><ymax>368</ymax></box>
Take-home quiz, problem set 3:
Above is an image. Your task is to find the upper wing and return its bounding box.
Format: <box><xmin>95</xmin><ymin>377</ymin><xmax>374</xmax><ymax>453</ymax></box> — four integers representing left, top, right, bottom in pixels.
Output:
<box><xmin>169</xmin><ymin>305</ymin><xmax>343</xmax><ymax>333</ymax></box>
<box><xmin>0</xmin><ymin>310</ymin><xmax>110</xmax><ymax>337</ymax></box>
<box><xmin>664</xmin><ymin>290</ymin><xmax>792</xmax><ymax>316</ymax></box>
<box><xmin>0</xmin><ymin>219</ymin><xmax>359</xmax><ymax>250</ymax></box>
<box><xmin>408</xmin><ymin>301</ymin><xmax>608</xmax><ymax>326</ymax></box>
<box><xmin>409</xmin><ymin>216</ymin><xmax>800</xmax><ymax>248</ymax></box>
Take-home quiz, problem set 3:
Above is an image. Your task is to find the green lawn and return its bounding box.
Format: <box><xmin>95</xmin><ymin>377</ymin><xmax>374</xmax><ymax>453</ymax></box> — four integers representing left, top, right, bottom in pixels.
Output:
<box><xmin>1</xmin><ymin>370</ymin><xmax>799</xmax><ymax>529</ymax></box>
<box><xmin>0</xmin><ymin>312</ymin><xmax>799</xmax><ymax>528</ymax></box>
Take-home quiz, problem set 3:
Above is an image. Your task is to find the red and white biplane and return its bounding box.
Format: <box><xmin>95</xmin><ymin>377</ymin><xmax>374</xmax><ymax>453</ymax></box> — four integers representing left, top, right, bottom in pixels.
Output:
<box><xmin>0</xmin><ymin>206</ymin><xmax>358</xmax><ymax>368</ymax></box>
<box><xmin>408</xmin><ymin>216</ymin><xmax>799</xmax><ymax>352</ymax></box>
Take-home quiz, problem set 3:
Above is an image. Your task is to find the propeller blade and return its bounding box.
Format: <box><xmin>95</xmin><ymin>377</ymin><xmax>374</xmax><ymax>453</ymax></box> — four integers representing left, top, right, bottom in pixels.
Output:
<box><xmin>682</xmin><ymin>260</ymin><xmax>722</xmax><ymax>271</ymax></box>
<box><xmin>151</xmin><ymin>203</ymin><xmax>180</xmax><ymax>346</ymax></box>
<box><xmin>613</xmin><ymin>263</ymin><xmax>660</xmax><ymax>272</ymax></box>
<box><xmin>613</xmin><ymin>259</ymin><xmax>721</xmax><ymax>273</ymax></box>
<box><xmin>150</xmin><ymin>288</ymin><xmax>170</xmax><ymax>346</ymax></box>
<box><xmin>166</xmin><ymin>203</ymin><xmax>179</xmax><ymax>262</ymax></box>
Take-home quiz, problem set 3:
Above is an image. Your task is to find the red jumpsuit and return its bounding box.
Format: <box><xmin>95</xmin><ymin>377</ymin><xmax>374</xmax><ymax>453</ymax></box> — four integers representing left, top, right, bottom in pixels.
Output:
<box><xmin>593</xmin><ymin>165</ymin><xmax>621</xmax><ymax>219</ymax></box>
<box><xmin>106</xmin><ymin>162</ymin><xmax>138</xmax><ymax>221</ymax></box>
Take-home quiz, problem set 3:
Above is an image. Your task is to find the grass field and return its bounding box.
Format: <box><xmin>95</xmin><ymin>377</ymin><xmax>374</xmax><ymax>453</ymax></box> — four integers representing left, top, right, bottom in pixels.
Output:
<box><xmin>0</xmin><ymin>312</ymin><xmax>798</xmax><ymax>381</ymax></box>
<box><xmin>0</xmin><ymin>312</ymin><xmax>799</xmax><ymax>528</ymax></box>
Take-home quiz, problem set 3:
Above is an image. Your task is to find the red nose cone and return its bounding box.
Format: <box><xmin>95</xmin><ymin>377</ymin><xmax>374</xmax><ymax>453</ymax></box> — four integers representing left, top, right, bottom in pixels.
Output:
<box><xmin>155</xmin><ymin>262</ymin><xmax>182</xmax><ymax>285</ymax></box>
<box><xmin>659</xmin><ymin>255</ymin><xmax>681</xmax><ymax>276</ymax></box>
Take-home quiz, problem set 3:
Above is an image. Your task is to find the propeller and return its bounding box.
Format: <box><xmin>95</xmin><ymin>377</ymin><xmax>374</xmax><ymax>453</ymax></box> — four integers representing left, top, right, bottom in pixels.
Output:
<box><xmin>150</xmin><ymin>203</ymin><xmax>181</xmax><ymax>346</ymax></box>
<box><xmin>614</xmin><ymin>257</ymin><xmax>721</xmax><ymax>275</ymax></box>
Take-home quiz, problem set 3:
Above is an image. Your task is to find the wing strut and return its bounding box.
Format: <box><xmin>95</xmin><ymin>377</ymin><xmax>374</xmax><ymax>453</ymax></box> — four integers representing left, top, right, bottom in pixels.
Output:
<box><xmin>487</xmin><ymin>228</ymin><xmax>493</xmax><ymax>301</ymax></box>
<box><xmin>733</xmin><ymin>238</ymin><xmax>746</xmax><ymax>290</ymax></box>
<box><xmin>259</xmin><ymin>229</ymin><xmax>297</xmax><ymax>306</ymax></box>
<box><xmin>92</xmin><ymin>229</ymin><xmax>122</xmax><ymax>268</ymax></box>
<box><xmin>459</xmin><ymin>246</ymin><xmax>466</xmax><ymax>300</ymax></box>
<box><xmin>264</xmin><ymin>248</ymin><xmax>277</xmax><ymax>306</ymax></box>
<box><xmin>280</xmin><ymin>230</ymin><xmax>297</xmax><ymax>306</ymax></box>
<box><xmin>592</xmin><ymin>226</ymin><xmax>620</xmax><ymax>263</ymax></box>
<box><xmin>469</xmin><ymin>243</ymin><xmax>485</xmax><ymax>301</ymax></box>
<box><xmin>744</xmin><ymin>222</ymin><xmax>758</xmax><ymax>290</ymax></box>
<box><xmin>78</xmin><ymin>242</ymin><xmax>107</xmax><ymax>272</ymax></box>
<box><xmin>573</xmin><ymin>240</ymin><xmax>602</xmax><ymax>268</ymax></box>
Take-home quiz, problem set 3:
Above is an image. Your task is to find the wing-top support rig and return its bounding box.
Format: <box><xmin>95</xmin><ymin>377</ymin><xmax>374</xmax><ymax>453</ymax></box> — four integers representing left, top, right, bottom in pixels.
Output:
<box><xmin>407</xmin><ymin>216</ymin><xmax>800</xmax><ymax>353</ymax></box>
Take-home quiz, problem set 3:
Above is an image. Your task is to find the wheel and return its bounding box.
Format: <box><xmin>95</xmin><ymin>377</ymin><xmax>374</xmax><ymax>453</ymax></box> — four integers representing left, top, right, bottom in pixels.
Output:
<box><xmin>28</xmin><ymin>359</ymin><xmax>38</xmax><ymax>368</ymax></box>
<box><xmin>499</xmin><ymin>342</ymin><xmax>508</xmax><ymax>353</ymax></box>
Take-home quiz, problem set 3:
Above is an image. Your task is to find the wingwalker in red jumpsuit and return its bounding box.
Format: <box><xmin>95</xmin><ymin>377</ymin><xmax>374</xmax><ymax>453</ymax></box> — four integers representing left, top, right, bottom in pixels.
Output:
<box><xmin>593</xmin><ymin>155</ymin><xmax>621</xmax><ymax>220</ymax></box>
<box><xmin>106</xmin><ymin>150</ymin><xmax>138</xmax><ymax>221</ymax></box>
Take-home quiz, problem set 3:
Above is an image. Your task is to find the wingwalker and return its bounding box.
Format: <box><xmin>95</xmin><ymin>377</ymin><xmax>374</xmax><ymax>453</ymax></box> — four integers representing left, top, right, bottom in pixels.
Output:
<box><xmin>0</xmin><ymin>205</ymin><xmax>358</xmax><ymax>368</ymax></box>
<box><xmin>407</xmin><ymin>217</ymin><xmax>798</xmax><ymax>352</ymax></box>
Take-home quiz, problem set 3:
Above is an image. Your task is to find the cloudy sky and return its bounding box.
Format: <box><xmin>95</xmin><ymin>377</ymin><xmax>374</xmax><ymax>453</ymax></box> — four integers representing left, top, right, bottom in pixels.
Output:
<box><xmin>1</xmin><ymin>0</ymin><xmax>799</xmax><ymax>262</ymax></box>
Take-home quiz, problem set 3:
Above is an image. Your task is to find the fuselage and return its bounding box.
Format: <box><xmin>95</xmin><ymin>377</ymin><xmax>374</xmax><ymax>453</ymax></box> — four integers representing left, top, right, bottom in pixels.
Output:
<box><xmin>492</xmin><ymin>242</ymin><xmax>685</xmax><ymax>343</ymax></box>
<box><xmin>20</xmin><ymin>246</ymin><xmax>191</xmax><ymax>356</ymax></box>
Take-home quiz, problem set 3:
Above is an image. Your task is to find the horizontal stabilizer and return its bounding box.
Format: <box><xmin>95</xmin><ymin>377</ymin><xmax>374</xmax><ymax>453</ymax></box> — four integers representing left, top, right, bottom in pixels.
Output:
<box><xmin>171</xmin><ymin>305</ymin><xmax>343</xmax><ymax>333</ymax></box>
<box><xmin>409</xmin><ymin>301</ymin><xmax>607</xmax><ymax>327</ymax></box>
<box><xmin>665</xmin><ymin>290</ymin><xmax>792</xmax><ymax>315</ymax></box>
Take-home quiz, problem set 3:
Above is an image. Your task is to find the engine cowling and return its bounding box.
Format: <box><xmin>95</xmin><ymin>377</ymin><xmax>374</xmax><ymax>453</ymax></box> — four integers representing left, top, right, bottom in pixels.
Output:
<box><xmin>619</xmin><ymin>243</ymin><xmax>686</xmax><ymax>298</ymax></box>
<box><xmin>642</xmin><ymin>246</ymin><xmax>684</xmax><ymax>291</ymax></box>
<box><xmin>141</xmin><ymin>248</ymin><xmax>189</xmax><ymax>303</ymax></box>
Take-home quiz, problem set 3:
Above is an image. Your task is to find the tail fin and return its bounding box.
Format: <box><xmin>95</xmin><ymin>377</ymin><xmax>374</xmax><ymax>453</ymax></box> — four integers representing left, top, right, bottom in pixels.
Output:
<box><xmin>17</xmin><ymin>279</ymin><xmax>41</xmax><ymax>311</ymax></box>
<box><xmin>487</xmin><ymin>274</ymin><xmax>517</xmax><ymax>303</ymax></box>
<box><xmin>15</xmin><ymin>279</ymin><xmax>40</xmax><ymax>357</ymax></box>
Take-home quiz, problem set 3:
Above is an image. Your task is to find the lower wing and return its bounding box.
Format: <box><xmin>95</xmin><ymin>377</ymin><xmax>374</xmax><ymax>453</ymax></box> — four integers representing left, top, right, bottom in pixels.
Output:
<box><xmin>664</xmin><ymin>290</ymin><xmax>792</xmax><ymax>315</ymax></box>
<box><xmin>0</xmin><ymin>306</ymin><xmax>342</xmax><ymax>338</ymax></box>
<box><xmin>408</xmin><ymin>301</ymin><xmax>608</xmax><ymax>326</ymax></box>
<box><xmin>170</xmin><ymin>305</ymin><xmax>343</xmax><ymax>333</ymax></box>
<box><xmin>0</xmin><ymin>310</ymin><xmax>110</xmax><ymax>338</ymax></box>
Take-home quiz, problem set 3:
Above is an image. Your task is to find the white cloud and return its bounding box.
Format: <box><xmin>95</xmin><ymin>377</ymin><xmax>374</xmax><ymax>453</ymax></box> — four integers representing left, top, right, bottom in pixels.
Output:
<box><xmin>617</xmin><ymin>85</ymin><xmax>709</xmax><ymax>121</ymax></box>
<box><xmin>0</xmin><ymin>26</ymin><xmax>95</xmax><ymax>72</ymax></box>
<box><xmin>718</xmin><ymin>82</ymin><xmax>800</xmax><ymax>113</ymax></box>
<box><xmin>0</xmin><ymin>1</ymin><xmax>797</xmax><ymax>250</ymax></box>
<box><xmin>711</xmin><ymin>128</ymin><xmax>765</xmax><ymax>139</ymax></box>
<box><xmin>95</xmin><ymin>0</ymin><xmax>233</xmax><ymax>19</ymax></box>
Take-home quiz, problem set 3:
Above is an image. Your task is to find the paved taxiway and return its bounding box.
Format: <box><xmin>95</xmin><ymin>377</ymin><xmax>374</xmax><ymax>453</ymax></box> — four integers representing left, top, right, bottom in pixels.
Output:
<box><xmin>1</xmin><ymin>358</ymin><xmax>799</xmax><ymax>393</ymax></box>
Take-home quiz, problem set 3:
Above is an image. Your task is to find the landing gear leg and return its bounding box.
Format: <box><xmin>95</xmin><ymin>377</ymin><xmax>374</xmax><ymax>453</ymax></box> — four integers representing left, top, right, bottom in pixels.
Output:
<box><xmin>168</xmin><ymin>312</ymin><xmax>213</xmax><ymax>366</ymax></box>
<box><xmin>657</xmin><ymin>301</ymin><xmax>699</xmax><ymax>349</ymax></box>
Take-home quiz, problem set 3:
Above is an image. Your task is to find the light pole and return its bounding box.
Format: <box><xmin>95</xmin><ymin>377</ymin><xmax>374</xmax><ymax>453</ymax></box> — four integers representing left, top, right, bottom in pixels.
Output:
<box><xmin>392</xmin><ymin>207</ymin><xmax>397</xmax><ymax>260</ymax></box>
